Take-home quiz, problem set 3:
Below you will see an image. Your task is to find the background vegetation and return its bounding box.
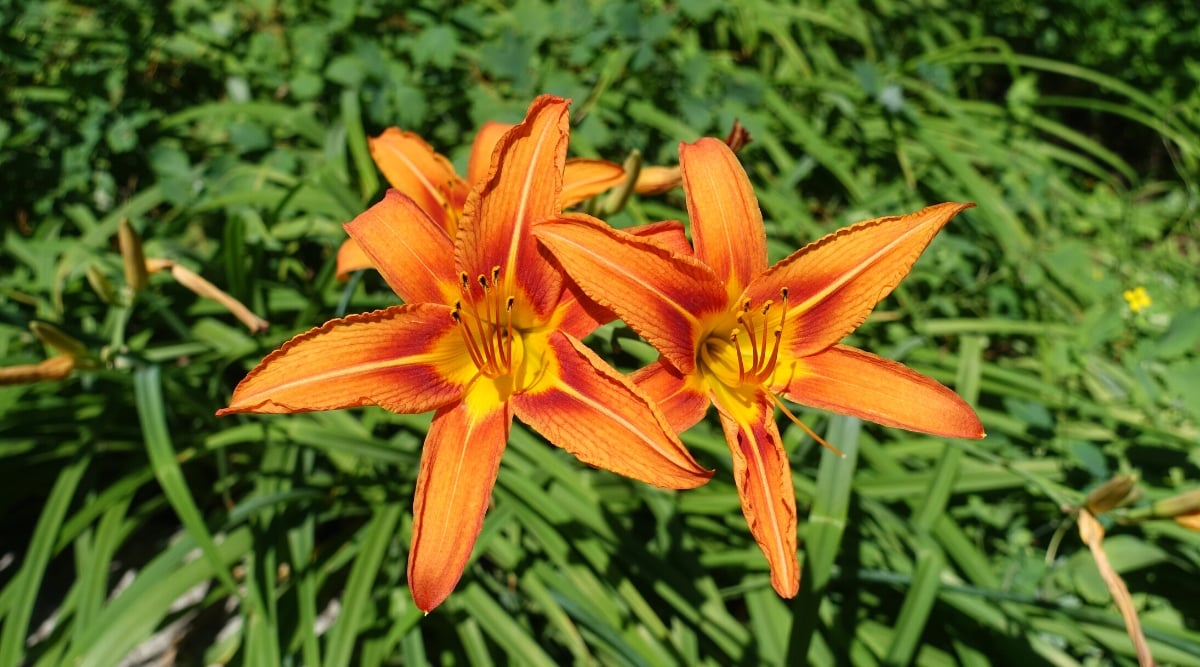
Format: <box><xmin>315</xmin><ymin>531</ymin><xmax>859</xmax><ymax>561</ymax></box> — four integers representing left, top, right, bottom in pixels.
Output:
<box><xmin>3</xmin><ymin>0</ymin><xmax>1199</xmax><ymax>664</ymax></box>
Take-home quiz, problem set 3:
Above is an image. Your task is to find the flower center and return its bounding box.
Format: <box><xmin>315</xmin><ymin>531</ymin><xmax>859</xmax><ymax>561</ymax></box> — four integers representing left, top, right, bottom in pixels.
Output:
<box><xmin>700</xmin><ymin>287</ymin><xmax>790</xmax><ymax>389</ymax></box>
<box><xmin>452</xmin><ymin>266</ymin><xmax>520</xmax><ymax>379</ymax></box>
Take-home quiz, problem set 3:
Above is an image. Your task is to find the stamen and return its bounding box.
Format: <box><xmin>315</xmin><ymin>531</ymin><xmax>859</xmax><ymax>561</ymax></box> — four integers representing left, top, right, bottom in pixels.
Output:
<box><xmin>758</xmin><ymin>300</ymin><xmax>773</xmax><ymax>365</ymax></box>
<box><xmin>769</xmin><ymin>393</ymin><xmax>844</xmax><ymax>457</ymax></box>
<box><xmin>730</xmin><ymin>328</ymin><xmax>747</xmax><ymax>383</ymax></box>
<box><xmin>453</xmin><ymin>302</ymin><xmax>488</xmax><ymax>370</ymax></box>
<box><xmin>728</xmin><ymin>289</ymin><xmax>793</xmax><ymax>385</ymax></box>
<box><xmin>454</xmin><ymin>267</ymin><xmax>518</xmax><ymax>379</ymax></box>
<box><xmin>762</xmin><ymin>329</ymin><xmax>783</xmax><ymax>381</ymax></box>
<box><xmin>737</xmin><ymin>311</ymin><xmax>760</xmax><ymax>372</ymax></box>
<box><xmin>503</xmin><ymin>296</ymin><xmax>515</xmax><ymax>368</ymax></box>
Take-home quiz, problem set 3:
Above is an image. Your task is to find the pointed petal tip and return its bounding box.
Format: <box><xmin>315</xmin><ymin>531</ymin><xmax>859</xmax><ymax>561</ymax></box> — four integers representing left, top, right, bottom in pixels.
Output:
<box><xmin>772</xmin><ymin>573</ymin><xmax>800</xmax><ymax>599</ymax></box>
<box><xmin>411</xmin><ymin>585</ymin><xmax>450</xmax><ymax>614</ymax></box>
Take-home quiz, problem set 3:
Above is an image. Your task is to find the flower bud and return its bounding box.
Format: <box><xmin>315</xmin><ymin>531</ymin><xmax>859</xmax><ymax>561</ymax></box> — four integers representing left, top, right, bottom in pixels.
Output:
<box><xmin>118</xmin><ymin>219</ymin><xmax>149</xmax><ymax>293</ymax></box>
<box><xmin>29</xmin><ymin>321</ymin><xmax>88</xmax><ymax>358</ymax></box>
<box><xmin>1152</xmin><ymin>488</ymin><xmax>1200</xmax><ymax>520</ymax></box>
<box><xmin>0</xmin><ymin>356</ymin><xmax>76</xmax><ymax>385</ymax></box>
<box><xmin>1085</xmin><ymin>474</ymin><xmax>1142</xmax><ymax>514</ymax></box>
<box><xmin>85</xmin><ymin>263</ymin><xmax>117</xmax><ymax>303</ymax></box>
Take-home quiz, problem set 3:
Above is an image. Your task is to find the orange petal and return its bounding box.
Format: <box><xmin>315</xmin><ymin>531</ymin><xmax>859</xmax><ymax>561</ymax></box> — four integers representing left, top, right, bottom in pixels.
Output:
<box><xmin>456</xmin><ymin>96</ymin><xmax>569</xmax><ymax>319</ymax></box>
<box><xmin>776</xmin><ymin>344</ymin><xmax>985</xmax><ymax>439</ymax></box>
<box><xmin>634</xmin><ymin>165</ymin><xmax>683</xmax><ymax>195</ymax></box>
<box><xmin>711</xmin><ymin>384</ymin><xmax>799</xmax><ymax>597</ymax></box>
<box><xmin>630</xmin><ymin>360</ymin><xmax>711</xmax><ymax>434</ymax></box>
<box><xmin>335</xmin><ymin>238</ymin><xmax>373</xmax><ymax>280</ymax></box>
<box><xmin>680</xmin><ymin>138</ymin><xmax>768</xmax><ymax>297</ymax></box>
<box><xmin>408</xmin><ymin>396</ymin><xmax>512</xmax><ymax>612</ymax></box>
<box><xmin>534</xmin><ymin>213</ymin><xmax>727</xmax><ymax>374</ymax></box>
<box><xmin>512</xmin><ymin>332</ymin><xmax>711</xmax><ymax>489</ymax></box>
<box><xmin>631</xmin><ymin>219</ymin><xmax>694</xmax><ymax>256</ymax></box>
<box><xmin>217</xmin><ymin>304</ymin><xmax>471</xmax><ymax>416</ymax></box>
<box><xmin>750</xmin><ymin>202</ymin><xmax>974</xmax><ymax>358</ymax></box>
<box><xmin>343</xmin><ymin>190</ymin><xmax>457</xmax><ymax>305</ymax></box>
<box><xmin>466</xmin><ymin>121</ymin><xmax>513</xmax><ymax>188</ymax></box>
<box><xmin>369</xmin><ymin>128</ymin><xmax>468</xmax><ymax>236</ymax></box>
<box><xmin>561</xmin><ymin>158</ymin><xmax>625</xmax><ymax>208</ymax></box>
<box><xmin>553</xmin><ymin>281</ymin><xmax>613</xmax><ymax>341</ymax></box>
<box><xmin>549</xmin><ymin>220</ymin><xmax>692</xmax><ymax>340</ymax></box>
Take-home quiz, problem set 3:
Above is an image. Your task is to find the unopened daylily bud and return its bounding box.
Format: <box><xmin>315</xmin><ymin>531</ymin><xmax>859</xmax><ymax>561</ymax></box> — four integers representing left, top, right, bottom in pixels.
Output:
<box><xmin>85</xmin><ymin>263</ymin><xmax>117</xmax><ymax>303</ymax></box>
<box><xmin>119</xmin><ymin>219</ymin><xmax>149</xmax><ymax>293</ymax></box>
<box><xmin>1152</xmin><ymin>488</ymin><xmax>1200</xmax><ymax>520</ymax></box>
<box><xmin>1174</xmin><ymin>511</ymin><xmax>1200</xmax><ymax>531</ymax></box>
<box><xmin>0</xmin><ymin>355</ymin><xmax>76</xmax><ymax>386</ymax></box>
<box><xmin>633</xmin><ymin>119</ymin><xmax>754</xmax><ymax>197</ymax></box>
<box><xmin>1085</xmin><ymin>474</ymin><xmax>1142</xmax><ymax>514</ymax></box>
<box><xmin>146</xmin><ymin>258</ymin><xmax>269</xmax><ymax>334</ymax></box>
<box><xmin>601</xmin><ymin>149</ymin><xmax>644</xmax><ymax>215</ymax></box>
<box><xmin>29</xmin><ymin>321</ymin><xmax>89</xmax><ymax>358</ymax></box>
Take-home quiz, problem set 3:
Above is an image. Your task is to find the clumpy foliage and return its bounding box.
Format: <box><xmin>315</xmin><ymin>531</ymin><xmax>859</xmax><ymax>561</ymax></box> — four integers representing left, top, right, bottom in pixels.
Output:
<box><xmin>2</xmin><ymin>0</ymin><xmax>1199</xmax><ymax>664</ymax></box>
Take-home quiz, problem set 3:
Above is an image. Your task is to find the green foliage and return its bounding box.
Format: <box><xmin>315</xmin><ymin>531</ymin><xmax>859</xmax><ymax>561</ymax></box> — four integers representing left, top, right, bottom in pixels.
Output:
<box><xmin>3</xmin><ymin>0</ymin><xmax>1200</xmax><ymax>665</ymax></box>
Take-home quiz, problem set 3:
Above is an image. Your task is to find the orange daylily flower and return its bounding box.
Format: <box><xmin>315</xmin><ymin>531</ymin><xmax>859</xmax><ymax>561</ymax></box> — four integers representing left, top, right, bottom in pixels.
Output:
<box><xmin>535</xmin><ymin>137</ymin><xmax>985</xmax><ymax>597</ymax></box>
<box><xmin>335</xmin><ymin>116</ymin><xmax>626</xmax><ymax>279</ymax></box>
<box><xmin>219</xmin><ymin>96</ymin><xmax>711</xmax><ymax>612</ymax></box>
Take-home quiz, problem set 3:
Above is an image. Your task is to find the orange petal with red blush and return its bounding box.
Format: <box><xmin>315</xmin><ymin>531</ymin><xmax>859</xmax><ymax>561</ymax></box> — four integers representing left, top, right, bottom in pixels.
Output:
<box><xmin>408</xmin><ymin>397</ymin><xmax>512</xmax><ymax>612</ymax></box>
<box><xmin>512</xmin><ymin>332</ymin><xmax>711</xmax><ymax>489</ymax></box>
<box><xmin>711</xmin><ymin>385</ymin><xmax>799</xmax><ymax>597</ymax></box>
<box><xmin>456</xmin><ymin>96</ymin><xmax>569</xmax><ymax>318</ymax></box>
<box><xmin>777</xmin><ymin>344</ymin><xmax>984</xmax><ymax>439</ymax></box>
<box><xmin>535</xmin><ymin>213</ymin><xmax>727</xmax><ymax>374</ymax></box>
<box><xmin>549</xmin><ymin>220</ymin><xmax>694</xmax><ymax>339</ymax></box>
<box><xmin>680</xmin><ymin>138</ymin><xmax>768</xmax><ymax>297</ymax></box>
<box><xmin>217</xmin><ymin>304</ymin><xmax>471</xmax><ymax>416</ymax></box>
<box><xmin>343</xmin><ymin>190</ymin><xmax>457</xmax><ymax>305</ymax></box>
<box><xmin>369</xmin><ymin>128</ymin><xmax>468</xmax><ymax>236</ymax></box>
<box><xmin>749</xmin><ymin>202</ymin><xmax>974</xmax><ymax>358</ymax></box>
<box><xmin>630</xmin><ymin>360</ymin><xmax>711</xmax><ymax>434</ymax></box>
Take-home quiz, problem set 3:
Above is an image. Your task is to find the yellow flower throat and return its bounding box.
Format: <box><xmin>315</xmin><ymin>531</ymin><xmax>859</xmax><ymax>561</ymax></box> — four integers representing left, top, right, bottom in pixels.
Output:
<box><xmin>700</xmin><ymin>287</ymin><xmax>790</xmax><ymax>389</ymax></box>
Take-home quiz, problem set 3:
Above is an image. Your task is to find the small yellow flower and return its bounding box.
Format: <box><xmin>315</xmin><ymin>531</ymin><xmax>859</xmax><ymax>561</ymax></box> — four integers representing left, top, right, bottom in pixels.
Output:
<box><xmin>1123</xmin><ymin>286</ymin><xmax>1151</xmax><ymax>313</ymax></box>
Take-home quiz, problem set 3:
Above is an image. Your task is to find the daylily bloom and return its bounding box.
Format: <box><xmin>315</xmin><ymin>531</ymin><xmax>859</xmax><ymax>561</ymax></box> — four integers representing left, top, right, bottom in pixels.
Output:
<box><xmin>219</xmin><ymin>96</ymin><xmax>711</xmax><ymax>612</ymax></box>
<box><xmin>335</xmin><ymin>116</ymin><xmax>626</xmax><ymax>279</ymax></box>
<box><xmin>535</xmin><ymin>137</ymin><xmax>985</xmax><ymax>597</ymax></box>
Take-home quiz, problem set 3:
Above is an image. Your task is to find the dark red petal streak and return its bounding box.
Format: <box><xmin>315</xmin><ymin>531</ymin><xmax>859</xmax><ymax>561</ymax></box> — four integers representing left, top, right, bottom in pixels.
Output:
<box><xmin>777</xmin><ymin>344</ymin><xmax>985</xmax><ymax>439</ymax></box>
<box><xmin>217</xmin><ymin>304</ymin><xmax>468</xmax><ymax>416</ymax></box>
<box><xmin>408</xmin><ymin>398</ymin><xmax>512</xmax><ymax>612</ymax></box>
<box><xmin>344</xmin><ymin>190</ymin><xmax>457</xmax><ymax>304</ymax></box>
<box><xmin>680</xmin><ymin>138</ymin><xmax>768</xmax><ymax>297</ymax></box>
<box><xmin>512</xmin><ymin>332</ymin><xmax>711</xmax><ymax>489</ymax></box>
